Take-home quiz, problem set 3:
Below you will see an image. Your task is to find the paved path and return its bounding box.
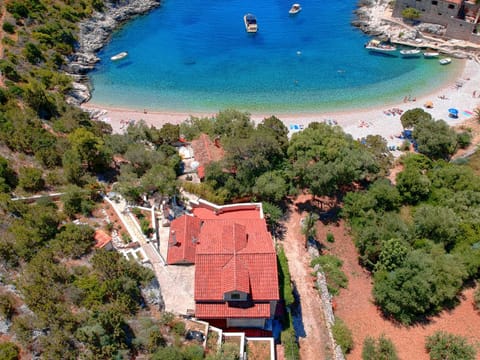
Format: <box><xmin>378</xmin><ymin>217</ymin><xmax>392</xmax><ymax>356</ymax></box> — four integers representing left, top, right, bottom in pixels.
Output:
<box><xmin>106</xmin><ymin>196</ymin><xmax>195</xmax><ymax>314</ymax></box>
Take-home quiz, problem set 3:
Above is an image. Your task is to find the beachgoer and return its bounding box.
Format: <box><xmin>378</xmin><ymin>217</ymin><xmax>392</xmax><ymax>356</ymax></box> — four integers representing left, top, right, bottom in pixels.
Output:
<box><xmin>473</xmin><ymin>90</ymin><xmax>477</xmax><ymax>98</ymax></box>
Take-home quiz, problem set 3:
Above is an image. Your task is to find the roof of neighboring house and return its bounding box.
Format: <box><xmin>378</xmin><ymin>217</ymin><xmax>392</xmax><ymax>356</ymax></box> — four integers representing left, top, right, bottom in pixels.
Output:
<box><xmin>190</xmin><ymin>133</ymin><xmax>224</xmax><ymax>178</ymax></box>
<box><xmin>94</xmin><ymin>229</ymin><xmax>112</xmax><ymax>249</ymax></box>
<box><xmin>195</xmin><ymin>302</ymin><xmax>271</xmax><ymax>319</ymax></box>
<box><xmin>195</xmin><ymin>219</ymin><xmax>278</xmax><ymax>302</ymax></box>
<box><xmin>166</xmin><ymin>215</ymin><xmax>203</xmax><ymax>265</ymax></box>
<box><xmin>445</xmin><ymin>0</ymin><xmax>462</xmax><ymax>5</ymax></box>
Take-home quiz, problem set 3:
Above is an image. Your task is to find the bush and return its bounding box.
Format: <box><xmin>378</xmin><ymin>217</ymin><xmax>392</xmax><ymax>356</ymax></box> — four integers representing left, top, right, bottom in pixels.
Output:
<box><xmin>0</xmin><ymin>293</ymin><xmax>16</xmax><ymax>320</ymax></box>
<box><xmin>332</xmin><ymin>318</ymin><xmax>354</xmax><ymax>354</ymax></box>
<box><xmin>18</xmin><ymin>167</ymin><xmax>45</xmax><ymax>192</ymax></box>
<box><xmin>277</xmin><ymin>245</ymin><xmax>295</xmax><ymax>306</ymax></box>
<box><xmin>474</xmin><ymin>287</ymin><xmax>480</xmax><ymax>311</ymax></box>
<box><xmin>0</xmin><ymin>342</ymin><xmax>20</xmax><ymax>360</ymax></box>
<box><xmin>362</xmin><ymin>334</ymin><xmax>398</xmax><ymax>360</ymax></box>
<box><xmin>457</xmin><ymin>131</ymin><xmax>472</xmax><ymax>149</ymax></box>
<box><xmin>311</xmin><ymin>255</ymin><xmax>348</xmax><ymax>295</ymax></box>
<box><xmin>2</xmin><ymin>22</ymin><xmax>15</xmax><ymax>34</ymax></box>
<box><xmin>282</xmin><ymin>327</ymin><xmax>300</xmax><ymax>360</ymax></box>
<box><xmin>326</xmin><ymin>232</ymin><xmax>335</xmax><ymax>243</ymax></box>
<box><xmin>172</xmin><ymin>321</ymin><xmax>186</xmax><ymax>336</ymax></box>
<box><xmin>425</xmin><ymin>331</ymin><xmax>476</xmax><ymax>360</ymax></box>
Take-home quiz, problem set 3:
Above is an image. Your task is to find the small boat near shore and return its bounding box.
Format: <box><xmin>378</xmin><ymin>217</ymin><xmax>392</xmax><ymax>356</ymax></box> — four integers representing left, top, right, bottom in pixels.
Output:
<box><xmin>110</xmin><ymin>51</ymin><xmax>128</xmax><ymax>61</ymax></box>
<box><xmin>423</xmin><ymin>51</ymin><xmax>439</xmax><ymax>58</ymax></box>
<box><xmin>289</xmin><ymin>3</ymin><xmax>302</xmax><ymax>14</ymax></box>
<box><xmin>439</xmin><ymin>57</ymin><xmax>452</xmax><ymax>65</ymax></box>
<box><xmin>400</xmin><ymin>49</ymin><xmax>420</xmax><ymax>57</ymax></box>
<box><xmin>364</xmin><ymin>39</ymin><xmax>397</xmax><ymax>53</ymax></box>
<box><xmin>244</xmin><ymin>13</ymin><xmax>258</xmax><ymax>33</ymax></box>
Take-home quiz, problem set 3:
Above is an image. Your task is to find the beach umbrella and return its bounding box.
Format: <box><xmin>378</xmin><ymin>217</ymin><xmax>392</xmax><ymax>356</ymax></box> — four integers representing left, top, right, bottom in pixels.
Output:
<box><xmin>448</xmin><ymin>108</ymin><xmax>458</xmax><ymax>118</ymax></box>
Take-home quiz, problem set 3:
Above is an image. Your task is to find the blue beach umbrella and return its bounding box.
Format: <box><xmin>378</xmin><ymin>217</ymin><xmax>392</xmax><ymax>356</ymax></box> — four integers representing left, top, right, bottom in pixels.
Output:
<box><xmin>448</xmin><ymin>108</ymin><xmax>458</xmax><ymax>118</ymax></box>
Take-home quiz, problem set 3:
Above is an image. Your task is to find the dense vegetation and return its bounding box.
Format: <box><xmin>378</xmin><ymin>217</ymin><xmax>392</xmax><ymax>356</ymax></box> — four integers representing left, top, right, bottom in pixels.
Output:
<box><xmin>0</xmin><ymin>0</ymin><xmax>479</xmax><ymax>356</ymax></box>
<box><xmin>343</xmin><ymin>153</ymin><xmax>480</xmax><ymax>324</ymax></box>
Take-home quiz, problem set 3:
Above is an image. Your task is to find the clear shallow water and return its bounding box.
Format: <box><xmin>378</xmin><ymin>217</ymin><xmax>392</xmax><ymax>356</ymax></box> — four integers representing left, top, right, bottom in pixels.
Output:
<box><xmin>89</xmin><ymin>0</ymin><xmax>462</xmax><ymax>113</ymax></box>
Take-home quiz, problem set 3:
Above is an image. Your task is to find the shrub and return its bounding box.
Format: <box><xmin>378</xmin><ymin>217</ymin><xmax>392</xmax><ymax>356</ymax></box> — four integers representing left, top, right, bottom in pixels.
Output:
<box><xmin>277</xmin><ymin>245</ymin><xmax>295</xmax><ymax>306</ymax></box>
<box><xmin>402</xmin><ymin>8</ymin><xmax>421</xmax><ymax>20</ymax></box>
<box><xmin>326</xmin><ymin>232</ymin><xmax>335</xmax><ymax>243</ymax></box>
<box><xmin>362</xmin><ymin>334</ymin><xmax>398</xmax><ymax>360</ymax></box>
<box><xmin>332</xmin><ymin>318</ymin><xmax>354</xmax><ymax>354</ymax></box>
<box><xmin>474</xmin><ymin>287</ymin><xmax>480</xmax><ymax>311</ymax></box>
<box><xmin>311</xmin><ymin>255</ymin><xmax>348</xmax><ymax>295</ymax></box>
<box><xmin>457</xmin><ymin>131</ymin><xmax>472</xmax><ymax>149</ymax></box>
<box><xmin>425</xmin><ymin>331</ymin><xmax>476</xmax><ymax>360</ymax></box>
<box><xmin>18</xmin><ymin>167</ymin><xmax>45</xmax><ymax>192</ymax></box>
<box><xmin>172</xmin><ymin>320</ymin><xmax>186</xmax><ymax>336</ymax></box>
<box><xmin>2</xmin><ymin>22</ymin><xmax>15</xmax><ymax>34</ymax></box>
<box><xmin>282</xmin><ymin>327</ymin><xmax>300</xmax><ymax>360</ymax></box>
<box><xmin>0</xmin><ymin>293</ymin><xmax>15</xmax><ymax>320</ymax></box>
<box><xmin>0</xmin><ymin>342</ymin><xmax>20</xmax><ymax>360</ymax></box>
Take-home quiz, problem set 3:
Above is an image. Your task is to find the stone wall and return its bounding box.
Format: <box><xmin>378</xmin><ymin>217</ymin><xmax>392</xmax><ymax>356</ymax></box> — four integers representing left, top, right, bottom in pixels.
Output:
<box><xmin>313</xmin><ymin>265</ymin><xmax>346</xmax><ymax>360</ymax></box>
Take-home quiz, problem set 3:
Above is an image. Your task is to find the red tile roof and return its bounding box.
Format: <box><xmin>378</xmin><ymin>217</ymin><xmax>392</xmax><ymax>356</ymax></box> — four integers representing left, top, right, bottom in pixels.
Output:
<box><xmin>166</xmin><ymin>215</ymin><xmax>202</xmax><ymax>265</ymax></box>
<box><xmin>94</xmin><ymin>230</ymin><xmax>112</xmax><ymax>249</ymax></box>
<box><xmin>195</xmin><ymin>302</ymin><xmax>271</xmax><ymax>319</ymax></box>
<box><xmin>195</xmin><ymin>219</ymin><xmax>278</xmax><ymax>302</ymax></box>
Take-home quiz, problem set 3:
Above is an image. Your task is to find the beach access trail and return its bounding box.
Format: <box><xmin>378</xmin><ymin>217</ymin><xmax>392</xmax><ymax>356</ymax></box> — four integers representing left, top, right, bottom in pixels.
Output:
<box><xmin>83</xmin><ymin>60</ymin><xmax>480</xmax><ymax>149</ymax></box>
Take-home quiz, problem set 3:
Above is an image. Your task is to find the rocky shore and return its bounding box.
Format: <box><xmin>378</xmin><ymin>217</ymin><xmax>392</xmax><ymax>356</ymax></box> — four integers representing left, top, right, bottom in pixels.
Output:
<box><xmin>352</xmin><ymin>0</ymin><xmax>480</xmax><ymax>60</ymax></box>
<box><xmin>65</xmin><ymin>0</ymin><xmax>160</xmax><ymax>105</ymax></box>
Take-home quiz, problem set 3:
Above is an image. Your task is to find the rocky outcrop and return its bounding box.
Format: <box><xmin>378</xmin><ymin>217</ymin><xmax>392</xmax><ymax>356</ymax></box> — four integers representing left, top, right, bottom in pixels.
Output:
<box><xmin>65</xmin><ymin>0</ymin><xmax>160</xmax><ymax>105</ymax></box>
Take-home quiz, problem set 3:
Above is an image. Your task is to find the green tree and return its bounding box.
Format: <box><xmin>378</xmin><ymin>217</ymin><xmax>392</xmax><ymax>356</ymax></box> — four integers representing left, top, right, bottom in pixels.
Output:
<box><xmin>413</xmin><ymin>205</ymin><xmax>459</xmax><ymax>248</ymax></box>
<box><xmin>68</xmin><ymin>128</ymin><xmax>110</xmax><ymax>171</ymax></box>
<box><xmin>396</xmin><ymin>167</ymin><xmax>431</xmax><ymax>204</ymax></box>
<box><xmin>23</xmin><ymin>42</ymin><xmax>44</xmax><ymax>64</ymax></box>
<box><xmin>62</xmin><ymin>149</ymin><xmax>85</xmax><ymax>184</ymax></box>
<box><xmin>51</xmin><ymin>223</ymin><xmax>95</xmax><ymax>258</ymax></box>
<box><xmin>0</xmin><ymin>293</ymin><xmax>15</xmax><ymax>320</ymax></box>
<box><xmin>402</xmin><ymin>8</ymin><xmax>421</xmax><ymax>20</ymax></box>
<box><xmin>301</xmin><ymin>212</ymin><xmax>319</xmax><ymax>249</ymax></box>
<box><xmin>413</xmin><ymin>118</ymin><xmax>457</xmax><ymax>160</ymax></box>
<box><xmin>0</xmin><ymin>342</ymin><xmax>20</xmax><ymax>360</ymax></box>
<box><xmin>213</xmin><ymin>109</ymin><xmax>254</xmax><ymax>139</ymax></box>
<box><xmin>0</xmin><ymin>155</ymin><xmax>17</xmax><ymax>192</ymax></box>
<box><xmin>362</xmin><ymin>135</ymin><xmax>394</xmax><ymax>177</ymax></box>
<box><xmin>18</xmin><ymin>167</ymin><xmax>45</xmax><ymax>192</ymax></box>
<box><xmin>253</xmin><ymin>171</ymin><xmax>288</xmax><ymax>202</ymax></box>
<box><xmin>362</xmin><ymin>334</ymin><xmax>398</xmax><ymax>360</ymax></box>
<box><xmin>375</xmin><ymin>238</ymin><xmax>409</xmax><ymax>272</ymax></box>
<box><xmin>425</xmin><ymin>331</ymin><xmax>476</xmax><ymax>360</ymax></box>
<box><xmin>400</xmin><ymin>108</ymin><xmax>432</xmax><ymax>129</ymax></box>
<box><xmin>332</xmin><ymin>318</ymin><xmax>354</xmax><ymax>354</ymax></box>
<box><xmin>61</xmin><ymin>185</ymin><xmax>92</xmax><ymax>218</ymax></box>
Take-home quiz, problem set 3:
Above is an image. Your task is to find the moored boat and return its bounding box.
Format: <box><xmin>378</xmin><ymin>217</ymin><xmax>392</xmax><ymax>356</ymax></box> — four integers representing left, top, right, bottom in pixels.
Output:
<box><xmin>423</xmin><ymin>51</ymin><xmax>439</xmax><ymax>58</ymax></box>
<box><xmin>439</xmin><ymin>57</ymin><xmax>452</xmax><ymax>65</ymax></box>
<box><xmin>110</xmin><ymin>51</ymin><xmax>128</xmax><ymax>61</ymax></box>
<box><xmin>244</xmin><ymin>13</ymin><xmax>258</xmax><ymax>33</ymax></box>
<box><xmin>364</xmin><ymin>39</ymin><xmax>397</xmax><ymax>53</ymax></box>
<box><xmin>400</xmin><ymin>49</ymin><xmax>421</xmax><ymax>57</ymax></box>
<box><xmin>289</xmin><ymin>3</ymin><xmax>302</xmax><ymax>14</ymax></box>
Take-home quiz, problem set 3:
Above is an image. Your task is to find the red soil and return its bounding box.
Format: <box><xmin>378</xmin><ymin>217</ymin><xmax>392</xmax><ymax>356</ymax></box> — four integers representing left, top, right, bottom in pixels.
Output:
<box><xmin>320</xmin><ymin>210</ymin><xmax>480</xmax><ymax>360</ymax></box>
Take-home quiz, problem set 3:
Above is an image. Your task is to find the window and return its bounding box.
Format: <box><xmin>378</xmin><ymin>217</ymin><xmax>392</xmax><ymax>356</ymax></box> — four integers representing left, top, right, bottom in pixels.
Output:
<box><xmin>438</xmin><ymin>12</ymin><xmax>442</xmax><ymax>15</ymax></box>
<box><xmin>431</xmin><ymin>0</ymin><xmax>438</xmax><ymax>4</ymax></box>
<box><xmin>448</xmin><ymin>4</ymin><xmax>454</xmax><ymax>9</ymax></box>
<box><xmin>231</xmin><ymin>293</ymin><xmax>240</xmax><ymax>300</ymax></box>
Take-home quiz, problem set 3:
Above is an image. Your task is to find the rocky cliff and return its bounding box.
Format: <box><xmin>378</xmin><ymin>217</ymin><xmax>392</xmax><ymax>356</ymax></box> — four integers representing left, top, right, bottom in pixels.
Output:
<box><xmin>65</xmin><ymin>0</ymin><xmax>160</xmax><ymax>105</ymax></box>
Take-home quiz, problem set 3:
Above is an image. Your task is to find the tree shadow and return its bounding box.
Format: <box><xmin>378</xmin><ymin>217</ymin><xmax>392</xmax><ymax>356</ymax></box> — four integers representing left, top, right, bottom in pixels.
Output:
<box><xmin>290</xmin><ymin>281</ymin><xmax>307</xmax><ymax>338</ymax></box>
<box><xmin>295</xmin><ymin>196</ymin><xmax>342</xmax><ymax>226</ymax></box>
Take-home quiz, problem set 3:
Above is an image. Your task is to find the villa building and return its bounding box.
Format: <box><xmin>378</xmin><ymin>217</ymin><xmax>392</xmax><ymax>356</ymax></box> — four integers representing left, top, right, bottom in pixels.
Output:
<box><xmin>166</xmin><ymin>200</ymin><xmax>279</xmax><ymax>329</ymax></box>
<box><xmin>392</xmin><ymin>0</ymin><xmax>480</xmax><ymax>43</ymax></box>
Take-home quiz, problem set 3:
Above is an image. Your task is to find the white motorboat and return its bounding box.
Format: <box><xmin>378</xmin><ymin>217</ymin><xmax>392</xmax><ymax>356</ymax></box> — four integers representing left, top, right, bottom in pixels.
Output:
<box><xmin>364</xmin><ymin>39</ymin><xmax>397</xmax><ymax>53</ymax></box>
<box><xmin>289</xmin><ymin>3</ymin><xmax>302</xmax><ymax>14</ymax></box>
<box><xmin>110</xmin><ymin>51</ymin><xmax>128</xmax><ymax>61</ymax></box>
<box><xmin>244</xmin><ymin>13</ymin><xmax>258</xmax><ymax>33</ymax></box>
<box><xmin>423</xmin><ymin>51</ymin><xmax>439</xmax><ymax>58</ymax></box>
<box><xmin>400</xmin><ymin>49</ymin><xmax>421</xmax><ymax>57</ymax></box>
<box><xmin>439</xmin><ymin>57</ymin><xmax>452</xmax><ymax>65</ymax></box>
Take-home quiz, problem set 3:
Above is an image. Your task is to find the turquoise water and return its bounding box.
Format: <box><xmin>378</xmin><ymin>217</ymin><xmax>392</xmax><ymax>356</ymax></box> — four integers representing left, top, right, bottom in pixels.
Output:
<box><xmin>89</xmin><ymin>0</ymin><xmax>462</xmax><ymax>113</ymax></box>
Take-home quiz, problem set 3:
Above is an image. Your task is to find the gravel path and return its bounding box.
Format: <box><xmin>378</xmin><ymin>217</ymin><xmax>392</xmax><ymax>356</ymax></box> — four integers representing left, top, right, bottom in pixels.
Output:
<box><xmin>282</xmin><ymin>195</ymin><xmax>332</xmax><ymax>360</ymax></box>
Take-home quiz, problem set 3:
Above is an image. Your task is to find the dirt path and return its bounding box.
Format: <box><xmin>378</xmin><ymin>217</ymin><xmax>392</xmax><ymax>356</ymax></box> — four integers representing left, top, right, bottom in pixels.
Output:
<box><xmin>326</xmin><ymin>218</ymin><xmax>480</xmax><ymax>360</ymax></box>
<box><xmin>281</xmin><ymin>194</ymin><xmax>331</xmax><ymax>360</ymax></box>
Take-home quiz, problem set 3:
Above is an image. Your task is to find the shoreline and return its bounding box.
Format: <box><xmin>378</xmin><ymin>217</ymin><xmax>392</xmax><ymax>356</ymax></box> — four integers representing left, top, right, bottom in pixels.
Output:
<box><xmin>83</xmin><ymin>59</ymin><xmax>480</xmax><ymax>149</ymax></box>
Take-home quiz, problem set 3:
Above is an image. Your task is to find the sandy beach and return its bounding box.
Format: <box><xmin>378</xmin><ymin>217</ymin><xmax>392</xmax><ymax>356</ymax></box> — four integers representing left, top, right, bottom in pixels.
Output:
<box><xmin>83</xmin><ymin>59</ymin><xmax>480</xmax><ymax>150</ymax></box>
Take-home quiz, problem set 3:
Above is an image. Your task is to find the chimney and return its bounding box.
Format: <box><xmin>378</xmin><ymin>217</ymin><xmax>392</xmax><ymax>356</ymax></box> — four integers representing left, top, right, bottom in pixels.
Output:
<box><xmin>170</xmin><ymin>230</ymin><xmax>177</xmax><ymax>246</ymax></box>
